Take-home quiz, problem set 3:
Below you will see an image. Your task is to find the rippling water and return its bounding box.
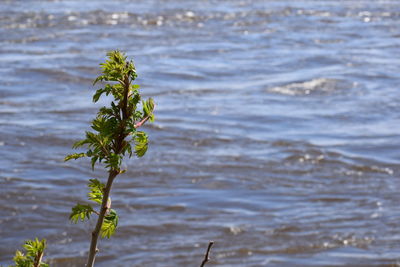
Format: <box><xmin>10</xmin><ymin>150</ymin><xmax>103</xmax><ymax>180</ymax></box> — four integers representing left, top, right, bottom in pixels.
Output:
<box><xmin>1</xmin><ymin>1</ymin><xmax>400</xmax><ymax>266</ymax></box>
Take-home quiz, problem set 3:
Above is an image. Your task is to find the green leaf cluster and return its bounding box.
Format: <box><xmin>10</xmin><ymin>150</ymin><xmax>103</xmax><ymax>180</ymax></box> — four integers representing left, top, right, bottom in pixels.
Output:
<box><xmin>69</xmin><ymin>203</ymin><xmax>95</xmax><ymax>223</ymax></box>
<box><xmin>65</xmin><ymin>51</ymin><xmax>155</xmax><ymax>249</ymax></box>
<box><xmin>93</xmin><ymin>51</ymin><xmax>137</xmax><ymax>85</ymax></box>
<box><xmin>10</xmin><ymin>238</ymin><xmax>48</xmax><ymax>267</ymax></box>
<box><xmin>65</xmin><ymin>50</ymin><xmax>155</xmax><ymax>172</ymax></box>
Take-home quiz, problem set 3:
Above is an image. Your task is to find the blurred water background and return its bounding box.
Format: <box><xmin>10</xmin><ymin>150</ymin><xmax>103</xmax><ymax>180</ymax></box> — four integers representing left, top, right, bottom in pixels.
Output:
<box><xmin>1</xmin><ymin>0</ymin><xmax>400</xmax><ymax>266</ymax></box>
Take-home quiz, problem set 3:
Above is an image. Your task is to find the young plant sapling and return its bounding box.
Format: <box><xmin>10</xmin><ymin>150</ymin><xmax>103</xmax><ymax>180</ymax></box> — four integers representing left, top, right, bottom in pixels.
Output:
<box><xmin>10</xmin><ymin>238</ymin><xmax>48</xmax><ymax>267</ymax></box>
<box><xmin>65</xmin><ymin>51</ymin><xmax>155</xmax><ymax>267</ymax></box>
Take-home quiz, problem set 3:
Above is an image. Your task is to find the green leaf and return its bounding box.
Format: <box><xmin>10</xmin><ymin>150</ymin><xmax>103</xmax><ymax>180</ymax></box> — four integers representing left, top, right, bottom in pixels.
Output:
<box><xmin>95</xmin><ymin>50</ymin><xmax>130</xmax><ymax>84</ymax></box>
<box><xmin>69</xmin><ymin>204</ymin><xmax>95</xmax><ymax>223</ymax></box>
<box><xmin>72</xmin><ymin>139</ymin><xmax>90</xmax><ymax>149</ymax></box>
<box><xmin>126</xmin><ymin>142</ymin><xmax>132</xmax><ymax>157</ymax></box>
<box><xmin>23</xmin><ymin>238</ymin><xmax>46</xmax><ymax>258</ymax></box>
<box><xmin>149</xmin><ymin>113</ymin><xmax>155</xmax><ymax>123</ymax></box>
<box><xmin>129</xmin><ymin>91</ymin><xmax>141</xmax><ymax>108</ymax></box>
<box><xmin>64</xmin><ymin>153</ymin><xmax>86</xmax><ymax>161</ymax></box>
<box><xmin>93</xmin><ymin>88</ymin><xmax>105</xmax><ymax>103</ymax></box>
<box><xmin>12</xmin><ymin>250</ymin><xmax>30</xmax><ymax>267</ymax></box>
<box><xmin>105</xmin><ymin>153</ymin><xmax>122</xmax><ymax>170</ymax></box>
<box><xmin>93</xmin><ymin>84</ymin><xmax>115</xmax><ymax>103</ymax></box>
<box><xmin>91</xmin><ymin>156</ymin><xmax>99</xmax><ymax>170</ymax></box>
<box><xmin>134</xmin><ymin>131</ymin><xmax>148</xmax><ymax>157</ymax></box>
<box><xmin>88</xmin><ymin>179</ymin><xmax>104</xmax><ymax>204</ymax></box>
<box><xmin>142</xmin><ymin>98</ymin><xmax>155</xmax><ymax>117</ymax></box>
<box><xmin>93</xmin><ymin>75</ymin><xmax>106</xmax><ymax>85</ymax></box>
<box><xmin>101</xmin><ymin>209</ymin><xmax>118</xmax><ymax>238</ymax></box>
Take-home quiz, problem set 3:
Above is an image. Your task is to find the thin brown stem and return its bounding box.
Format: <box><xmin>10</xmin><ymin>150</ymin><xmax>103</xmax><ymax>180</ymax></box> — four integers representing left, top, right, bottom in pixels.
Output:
<box><xmin>33</xmin><ymin>251</ymin><xmax>43</xmax><ymax>267</ymax></box>
<box><xmin>200</xmin><ymin>241</ymin><xmax>214</xmax><ymax>267</ymax></box>
<box><xmin>86</xmin><ymin>170</ymin><xmax>118</xmax><ymax>267</ymax></box>
<box><xmin>134</xmin><ymin>115</ymin><xmax>150</xmax><ymax>129</ymax></box>
<box><xmin>134</xmin><ymin>104</ymin><xmax>156</xmax><ymax>129</ymax></box>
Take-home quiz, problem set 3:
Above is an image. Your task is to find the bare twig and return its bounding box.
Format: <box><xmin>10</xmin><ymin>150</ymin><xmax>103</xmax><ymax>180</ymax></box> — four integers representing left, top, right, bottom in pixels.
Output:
<box><xmin>200</xmin><ymin>241</ymin><xmax>214</xmax><ymax>267</ymax></box>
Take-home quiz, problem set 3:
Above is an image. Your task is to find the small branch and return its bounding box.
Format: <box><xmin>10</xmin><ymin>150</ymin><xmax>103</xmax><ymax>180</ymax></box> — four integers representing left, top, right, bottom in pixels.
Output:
<box><xmin>200</xmin><ymin>241</ymin><xmax>214</xmax><ymax>267</ymax></box>
<box><xmin>134</xmin><ymin>115</ymin><xmax>151</xmax><ymax>129</ymax></box>
<box><xmin>33</xmin><ymin>251</ymin><xmax>43</xmax><ymax>267</ymax></box>
<box><xmin>134</xmin><ymin>105</ymin><xmax>156</xmax><ymax>129</ymax></box>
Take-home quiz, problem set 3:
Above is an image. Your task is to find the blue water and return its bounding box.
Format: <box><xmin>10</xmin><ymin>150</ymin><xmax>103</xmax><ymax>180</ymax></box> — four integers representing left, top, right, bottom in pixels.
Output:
<box><xmin>1</xmin><ymin>1</ymin><xmax>400</xmax><ymax>266</ymax></box>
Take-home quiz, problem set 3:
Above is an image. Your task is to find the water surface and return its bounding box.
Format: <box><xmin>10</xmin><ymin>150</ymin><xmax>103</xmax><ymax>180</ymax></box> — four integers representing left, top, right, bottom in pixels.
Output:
<box><xmin>1</xmin><ymin>1</ymin><xmax>400</xmax><ymax>266</ymax></box>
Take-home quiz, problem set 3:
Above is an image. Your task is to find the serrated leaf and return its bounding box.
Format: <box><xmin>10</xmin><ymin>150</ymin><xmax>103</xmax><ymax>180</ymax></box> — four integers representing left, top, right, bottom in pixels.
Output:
<box><xmin>105</xmin><ymin>153</ymin><xmax>121</xmax><ymax>170</ymax></box>
<box><xmin>149</xmin><ymin>113</ymin><xmax>155</xmax><ymax>123</ymax></box>
<box><xmin>88</xmin><ymin>178</ymin><xmax>104</xmax><ymax>204</ymax></box>
<box><xmin>134</xmin><ymin>131</ymin><xmax>148</xmax><ymax>157</ymax></box>
<box><xmin>126</xmin><ymin>143</ymin><xmax>132</xmax><ymax>157</ymax></box>
<box><xmin>69</xmin><ymin>204</ymin><xmax>95</xmax><ymax>223</ymax></box>
<box><xmin>14</xmin><ymin>250</ymin><xmax>24</xmax><ymax>258</ymax></box>
<box><xmin>23</xmin><ymin>238</ymin><xmax>46</xmax><ymax>258</ymax></box>
<box><xmin>93</xmin><ymin>75</ymin><xmax>105</xmax><ymax>85</ymax></box>
<box><xmin>101</xmin><ymin>209</ymin><xmax>118</xmax><ymax>238</ymax></box>
<box><xmin>72</xmin><ymin>139</ymin><xmax>89</xmax><ymax>149</ymax></box>
<box><xmin>142</xmin><ymin>98</ymin><xmax>155</xmax><ymax>117</ymax></box>
<box><xmin>12</xmin><ymin>250</ymin><xmax>30</xmax><ymax>267</ymax></box>
<box><xmin>91</xmin><ymin>156</ymin><xmax>99</xmax><ymax>170</ymax></box>
<box><xmin>93</xmin><ymin>88</ymin><xmax>105</xmax><ymax>103</ymax></box>
<box><xmin>64</xmin><ymin>153</ymin><xmax>86</xmax><ymax>161</ymax></box>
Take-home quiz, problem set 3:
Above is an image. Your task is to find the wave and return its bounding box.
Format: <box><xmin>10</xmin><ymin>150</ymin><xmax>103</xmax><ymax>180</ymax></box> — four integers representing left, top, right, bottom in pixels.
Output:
<box><xmin>267</xmin><ymin>78</ymin><xmax>350</xmax><ymax>96</ymax></box>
